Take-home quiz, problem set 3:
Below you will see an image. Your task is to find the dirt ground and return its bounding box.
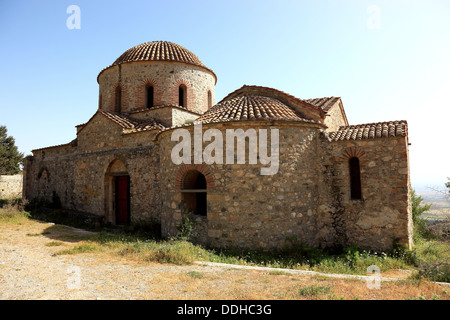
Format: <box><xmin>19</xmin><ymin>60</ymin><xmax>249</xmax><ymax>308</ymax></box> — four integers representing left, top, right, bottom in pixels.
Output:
<box><xmin>0</xmin><ymin>219</ymin><xmax>449</xmax><ymax>300</ymax></box>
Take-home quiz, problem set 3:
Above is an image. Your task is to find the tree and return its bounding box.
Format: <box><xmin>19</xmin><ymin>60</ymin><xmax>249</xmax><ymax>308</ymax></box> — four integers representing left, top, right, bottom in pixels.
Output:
<box><xmin>0</xmin><ymin>125</ymin><xmax>24</xmax><ymax>175</ymax></box>
<box><xmin>411</xmin><ymin>189</ymin><xmax>432</xmax><ymax>240</ymax></box>
<box><xmin>411</xmin><ymin>189</ymin><xmax>431</xmax><ymax>223</ymax></box>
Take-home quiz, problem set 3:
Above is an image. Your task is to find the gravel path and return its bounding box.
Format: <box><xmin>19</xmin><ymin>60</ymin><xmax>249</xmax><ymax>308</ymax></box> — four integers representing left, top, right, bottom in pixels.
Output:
<box><xmin>0</xmin><ymin>221</ymin><xmax>232</xmax><ymax>300</ymax></box>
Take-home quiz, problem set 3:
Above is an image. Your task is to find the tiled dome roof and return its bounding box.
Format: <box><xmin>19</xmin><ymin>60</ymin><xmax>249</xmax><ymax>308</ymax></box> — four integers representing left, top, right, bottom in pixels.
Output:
<box><xmin>197</xmin><ymin>95</ymin><xmax>317</xmax><ymax>124</ymax></box>
<box><xmin>98</xmin><ymin>41</ymin><xmax>215</xmax><ymax>79</ymax></box>
<box><xmin>112</xmin><ymin>41</ymin><xmax>205</xmax><ymax>67</ymax></box>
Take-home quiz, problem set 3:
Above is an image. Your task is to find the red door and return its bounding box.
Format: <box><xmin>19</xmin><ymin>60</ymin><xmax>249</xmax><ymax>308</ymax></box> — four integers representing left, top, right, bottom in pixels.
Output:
<box><xmin>115</xmin><ymin>176</ymin><xmax>130</xmax><ymax>225</ymax></box>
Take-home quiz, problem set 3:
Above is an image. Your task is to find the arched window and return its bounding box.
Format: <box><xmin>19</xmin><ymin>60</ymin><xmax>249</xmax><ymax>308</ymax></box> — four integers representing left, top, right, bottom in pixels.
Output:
<box><xmin>179</xmin><ymin>85</ymin><xmax>186</xmax><ymax>108</ymax></box>
<box><xmin>181</xmin><ymin>170</ymin><xmax>207</xmax><ymax>216</ymax></box>
<box><xmin>146</xmin><ymin>85</ymin><xmax>154</xmax><ymax>108</ymax></box>
<box><xmin>115</xmin><ymin>86</ymin><xmax>122</xmax><ymax>113</ymax></box>
<box><xmin>37</xmin><ymin>168</ymin><xmax>51</xmax><ymax>199</ymax></box>
<box><xmin>349</xmin><ymin>157</ymin><xmax>362</xmax><ymax>200</ymax></box>
<box><xmin>99</xmin><ymin>94</ymin><xmax>102</xmax><ymax>109</ymax></box>
<box><xmin>207</xmin><ymin>90</ymin><xmax>212</xmax><ymax>109</ymax></box>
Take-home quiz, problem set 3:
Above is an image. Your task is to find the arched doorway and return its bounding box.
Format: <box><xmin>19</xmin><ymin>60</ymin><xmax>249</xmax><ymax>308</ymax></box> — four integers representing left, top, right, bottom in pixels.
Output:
<box><xmin>181</xmin><ymin>170</ymin><xmax>207</xmax><ymax>216</ymax></box>
<box><xmin>105</xmin><ymin>159</ymin><xmax>130</xmax><ymax>225</ymax></box>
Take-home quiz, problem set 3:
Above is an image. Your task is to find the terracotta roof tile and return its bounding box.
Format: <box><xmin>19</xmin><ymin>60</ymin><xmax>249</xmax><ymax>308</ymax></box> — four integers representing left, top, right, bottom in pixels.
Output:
<box><xmin>328</xmin><ymin>120</ymin><xmax>408</xmax><ymax>141</ymax></box>
<box><xmin>99</xmin><ymin>111</ymin><xmax>166</xmax><ymax>133</ymax></box>
<box><xmin>112</xmin><ymin>41</ymin><xmax>205</xmax><ymax>67</ymax></box>
<box><xmin>197</xmin><ymin>95</ymin><xmax>320</xmax><ymax>124</ymax></box>
<box><xmin>98</xmin><ymin>41</ymin><xmax>216</xmax><ymax>82</ymax></box>
<box><xmin>100</xmin><ymin>111</ymin><xmax>137</xmax><ymax>129</ymax></box>
<box><xmin>304</xmin><ymin>97</ymin><xmax>341</xmax><ymax>112</ymax></box>
<box><xmin>219</xmin><ymin>85</ymin><xmax>325</xmax><ymax>114</ymax></box>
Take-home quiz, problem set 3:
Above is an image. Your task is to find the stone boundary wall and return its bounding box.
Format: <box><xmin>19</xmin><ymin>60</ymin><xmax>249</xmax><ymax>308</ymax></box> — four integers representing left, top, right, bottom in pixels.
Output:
<box><xmin>0</xmin><ymin>174</ymin><xmax>23</xmax><ymax>199</ymax></box>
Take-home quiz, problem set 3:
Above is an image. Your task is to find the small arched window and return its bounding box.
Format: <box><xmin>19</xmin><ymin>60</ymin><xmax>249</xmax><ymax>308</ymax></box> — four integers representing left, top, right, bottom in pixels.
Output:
<box><xmin>115</xmin><ymin>86</ymin><xmax>122</xmax><ymax>113</ymax></box>
<box><xmin>99</xmin><ymin>94</ymin><xmax>102</xmax><ymax>109</ymax></box>
<box><xmin>146</xmin><ymin>85</ymin><xmax>154</xmax><ymax>108</ymax></box>
<box><xmin>207</xmin><ymin>90</ymin><xmax>212</xmax><ymax>109</ymax></box>
<box><xmin>181</xmin><ymin>170</ymin><xmax>207</xmax><ymax>216</ymax></box>
<box><xmin>179</xmin><ymin>85</ymin><xmax>186</xmax><ymax>108</ymax></box>
<box><xmin>349</xmin><ymin>157</ymin><xmax>362</xmax><ymax>200</ymax></box>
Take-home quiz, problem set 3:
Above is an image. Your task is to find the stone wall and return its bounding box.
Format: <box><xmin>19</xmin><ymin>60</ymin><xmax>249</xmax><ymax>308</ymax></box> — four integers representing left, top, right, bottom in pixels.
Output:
<box><xmin>98</xmin><ymin>61</ymin><xmax>216</xmax><ymax>114</ymax></box>
<box><xmin>158</xmin><ymin>121</ymin><xmax>412</xmax><ymax>251</ymax></box>
<box><xmin>158</xmin><ymin>122</ymin><xmax>333</xmax><ymax>249</ymax></box>
<box><xmin>129</xmin><ymin>106</ymin><xmax>200</xmax><ymax>127</ymax></box>
<box><xmin>77</xmin><ymin>113</ymin><xmax>125</xmax><ymax>152</ymax></box>
<box><xmin>321</xmin><ymin>135</ymin><xmax>413</xmax><ymax>250</ymax></box>
<box><xmin>24</xmin><ymin>117</ymin><xmax>162</xmax><ymax>225</ymax></box>
<box><xmin>0</xmin><ymin>174</ymin><xmax>23</xmax><ymax>199</ymax></box>
<box><xmin>23</xmin><ymin>145</ymin><xmax>77</xmax><ymax>206</ymax></box>
<box><xmin>70</xmin><ymin>145</ymin><xmax>161</xmax><ymax>223</ymax></box>
<box><xmin>323</xmin><ymin>103</ymin><xmax>347</xmax><ymax>132</ymax></box>
<box><xmin>23</xmin><ymin>115</ymin><xmax>412</xmax><ymax>251</ymax></box>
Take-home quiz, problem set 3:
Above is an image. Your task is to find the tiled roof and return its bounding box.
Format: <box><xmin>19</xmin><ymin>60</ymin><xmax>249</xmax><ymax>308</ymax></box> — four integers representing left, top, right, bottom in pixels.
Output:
<box><xmin>219</xmin><ymin>85</ymin><xmax>325</xmax><ymax>115</ymax></box>
<box><xmin>197</xmin><ymin>95</ymin><xmax>320</xmax><ymax>124</ymax></box>
<box><xmin>99</xmin><ymin>110</ymin><xmax>166</xmax><ymax>133</ymax></box>
<box><xmin>113</xmin><ymin>41</ymin><xmax>205</xmax><ymax>67</ymax></box>
<box><xmin>100</xmin><ymin>111</ymin><xmax>137</xmax><ymax>129</ymax></box>
<box><xmin>304</xmin><ymin>97</ymin><xmax>341</xmax><ymax>113</ymax></box>
<box><xmin>328</xmin><ymin>120</ymin><xmax>408</xmax><ymax>141</ymax></box>
<box><xmin>98</xmin><ymin>41</ymin><xmax>216</xmax><ymax>81</ymax></box>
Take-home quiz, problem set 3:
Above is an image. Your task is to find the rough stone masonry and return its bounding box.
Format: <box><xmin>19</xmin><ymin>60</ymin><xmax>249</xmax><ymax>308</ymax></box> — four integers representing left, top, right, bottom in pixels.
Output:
<box><xmin>0</xmin><ymin>174</ymin><xmax>23</xmax><ymax>199</ymax></box>
<box><xmin>23</xmin><ymin>41</ymin><xmax>413</xmax><ymax>252</ymax></box>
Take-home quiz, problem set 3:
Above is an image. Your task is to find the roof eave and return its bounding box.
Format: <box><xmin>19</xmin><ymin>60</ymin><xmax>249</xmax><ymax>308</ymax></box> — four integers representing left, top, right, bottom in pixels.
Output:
<box><xmin>97</xmin><ymin>60</ymin><xmax>217</xmax><ymax>84</ymax></box>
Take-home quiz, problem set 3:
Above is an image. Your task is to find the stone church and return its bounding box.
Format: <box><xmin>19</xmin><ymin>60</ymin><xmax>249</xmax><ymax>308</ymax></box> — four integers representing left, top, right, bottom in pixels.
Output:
<box><xmin>23</xmin><ymin>41</ymin><xmax>413</xmax><ymax>251</ymax></box>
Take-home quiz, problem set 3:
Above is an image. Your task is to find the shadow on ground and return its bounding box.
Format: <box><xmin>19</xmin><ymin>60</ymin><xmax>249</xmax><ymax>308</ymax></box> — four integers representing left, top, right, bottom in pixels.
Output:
<box><xmin>40</xmin><ymin>223</ymin><xmax>97</xmax><ymax>243</ymax></box>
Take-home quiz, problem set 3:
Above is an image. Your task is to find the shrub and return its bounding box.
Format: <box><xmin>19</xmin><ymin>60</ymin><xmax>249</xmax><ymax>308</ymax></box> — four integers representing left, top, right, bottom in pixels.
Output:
<box><xmin>175</xmin><ymin>212</ymin><xmax>197</xmax><ymax>241</ymax></box>
<box><xmin>0</xmin><ymin>203</ymin><xmax>30</xmax><ymax>222</ymax></box>
<box><xmin>0</xmin><ymin>197</ymin><xmax>25</xmax><ymax>212</ymax></box>
<box><xmin>412</xmin><ymin>260</ymin><xmax>450</xmax><ymax>283</ymax></box>
<box><xmin>147</xmin><ymin>241</ymin><xmax>195</xmax><ymax>265</ymax></box>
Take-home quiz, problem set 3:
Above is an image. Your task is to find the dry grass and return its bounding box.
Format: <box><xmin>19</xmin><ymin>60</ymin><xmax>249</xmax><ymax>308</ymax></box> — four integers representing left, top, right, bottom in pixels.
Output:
<box><xmin>1</xmin><ymin>215</ymin><xmax>449</xmax><ymax>300</ymax></box>
<box><xmin>136</xmin><ymin>268</ymin><xmax>450</xmax><ymax>300</ymax></box>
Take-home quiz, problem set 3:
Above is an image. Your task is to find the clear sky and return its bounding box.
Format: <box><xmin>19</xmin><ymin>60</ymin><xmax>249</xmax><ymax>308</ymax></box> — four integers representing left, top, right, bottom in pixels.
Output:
<box><xmin>1</xmin><ymin>0</ymin><xmax>449</xmax><ymax>192</ymax></box>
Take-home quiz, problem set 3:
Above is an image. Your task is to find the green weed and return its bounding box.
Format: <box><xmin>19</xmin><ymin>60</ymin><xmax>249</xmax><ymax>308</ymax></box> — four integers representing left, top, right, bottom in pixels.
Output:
<box><xmin>298</xmin><ymin>285</ymin><xmax>332</xmax><ymax>297</ymax></box>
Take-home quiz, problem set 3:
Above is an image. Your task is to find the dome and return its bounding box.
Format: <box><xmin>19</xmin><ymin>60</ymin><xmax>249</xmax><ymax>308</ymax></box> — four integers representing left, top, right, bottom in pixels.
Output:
<box><xmin>197</xmin><ymin>95</ymin><xmax>314</xmax><ymax>124</ymax></box>
<box><xmin>98</xmin><ymin>41</ymin><xmax>215</xmax><ymax>79</ymax></box>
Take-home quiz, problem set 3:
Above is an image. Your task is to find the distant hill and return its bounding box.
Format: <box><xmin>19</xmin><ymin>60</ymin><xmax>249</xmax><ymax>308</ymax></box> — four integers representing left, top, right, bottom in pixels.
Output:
<box><xmin>416</xmin><ymin>189</ymin><xmax>449</xmax><ymax>221</ymax></box>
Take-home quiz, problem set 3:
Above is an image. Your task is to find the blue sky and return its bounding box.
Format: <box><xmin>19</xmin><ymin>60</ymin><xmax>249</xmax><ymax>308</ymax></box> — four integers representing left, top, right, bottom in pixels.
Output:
<box><xmin>1</xmin><ymin>0</ymin><xmax>449</xmax><ymax>192</ymax></box>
